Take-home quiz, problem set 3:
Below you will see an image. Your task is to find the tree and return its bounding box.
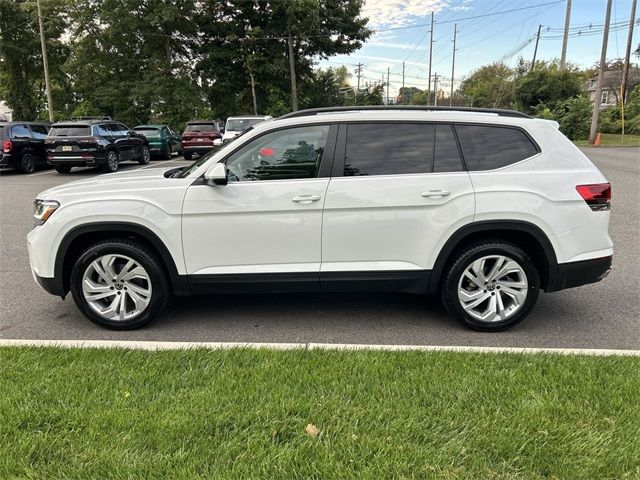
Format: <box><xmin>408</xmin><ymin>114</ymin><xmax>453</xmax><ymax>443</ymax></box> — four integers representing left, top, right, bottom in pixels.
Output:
<box><xmin>514</xmin><ymin>62</ymin><xmax>583</xmax><ymax>114</ymax></box>
<box><xmin>0</xmin><ymin>0</ymin><xmax>69</xmax><ymax>120</ymax></box>
<box><xmin>458</xmin><ymin>63</ymin><xmax>515</xmax><ymax>108</ymax></box>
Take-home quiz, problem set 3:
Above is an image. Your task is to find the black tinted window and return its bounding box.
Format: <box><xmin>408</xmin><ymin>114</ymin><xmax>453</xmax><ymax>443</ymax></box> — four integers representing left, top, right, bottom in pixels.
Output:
<box><xmin>455</xmin><ymin>124</ymin><xmax>538</xmax><ymax>171</ymax></box>
<box><xmin>345</xmin><ymin>123</ymin><xmax>433</xmax><ymax>176</ymax></box>
<box><xmin>50</xmin><ymin>126</ymin><xmax>91</xmax><ymax>137</ymax></box>
<box><xmin>11</xmin><ymin>124</ymin><xmax>31</xmax><ymax>138</ymax></box>
<box><xmin>30</xmin><ymin>125</ymin><xmax>49</xmax><ymax>139</ymax></box>
<box><xmin>185</xmin><ymin>123</ymin><xmax>218</xmax><ymax>132</ymax></box>
<box><xmin>434</xmin><ymin>124</ymin><xmax>463</xmax><ymax>172</ymax></box>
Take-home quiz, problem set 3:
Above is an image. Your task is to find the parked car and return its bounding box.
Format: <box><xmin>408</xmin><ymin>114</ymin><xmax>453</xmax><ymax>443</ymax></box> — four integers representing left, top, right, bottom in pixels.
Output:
<box><xmin>0</xmin><ymin>122</ymin><xmax>50</xmax><ymax>173</ymax></box>
<box><xmin>28</xmin><ymin>106</ymin><xmax>612</xmax><ymax>331</ymax></box>
<box><xmin>181</xmin><ymin>120</ymin><xmax>222</xmax><ymax>160</ymax></box>
<box><xmin>220</xmin><ymin>115</ymin><xmax>272</xmax><ymax>144</ymax></box>
<box><xmin>45</xmin><ymin>120</ymin><xmax>150</xmax><ymax>173</ymax></box>
<box><xmin>133</xmin><ymin>124</ymin><xmax>182</xmax><ymax>159</ymax></box>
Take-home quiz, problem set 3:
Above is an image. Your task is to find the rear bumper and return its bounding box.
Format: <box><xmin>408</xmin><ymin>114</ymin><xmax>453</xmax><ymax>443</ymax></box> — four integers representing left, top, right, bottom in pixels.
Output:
<box><xmin>0</xmin><ymin>153</ymin><xmax>18</xmax><ymax>168</ymax></box>
<box><xmin>47</xmin><ymin>152</ymin><xmax>107</xmax><ymax>167</ymax></box>
<box><xmin>183</xmin><ymin>145</ymin><xmax>214</xmax><ymax>152</ymax></box>
<box><xmin>550</xmin><ymin>255</ymin><xmax>612</xmax><ymax>291</ymax></box>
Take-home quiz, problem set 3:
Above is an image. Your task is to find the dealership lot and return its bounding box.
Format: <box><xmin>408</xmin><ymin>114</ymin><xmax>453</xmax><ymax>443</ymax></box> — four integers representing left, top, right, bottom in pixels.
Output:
<box><xmin>0</xmin><ymin>148</ymin><xmax>638</xmax><ymax>349</ymax></box>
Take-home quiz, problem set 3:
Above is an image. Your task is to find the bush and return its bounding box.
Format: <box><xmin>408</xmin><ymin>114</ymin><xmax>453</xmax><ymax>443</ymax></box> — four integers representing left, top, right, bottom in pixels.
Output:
<box><xmin>548</xmin><ymin>96</ymin><xmax>591</xmax><ymax>140</ymax></box>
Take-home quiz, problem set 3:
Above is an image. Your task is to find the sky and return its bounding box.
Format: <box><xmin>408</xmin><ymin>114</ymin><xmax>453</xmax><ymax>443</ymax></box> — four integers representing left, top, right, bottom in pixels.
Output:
<box><xmin>317</xmin><ymin>0</ymin><xmax>639</xmax><ymax>100</ymax></box>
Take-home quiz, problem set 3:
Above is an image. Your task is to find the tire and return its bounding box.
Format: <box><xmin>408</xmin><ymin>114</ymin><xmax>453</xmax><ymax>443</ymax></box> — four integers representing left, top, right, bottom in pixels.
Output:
<box><xmin>183</xmin><ymin>151</ymin><xmax>192</xmax><ymax>160</ymax></box>
<box><xmin>70</xmin><ymin>239</ymin><xmax>170</xmax><ymax>330</ymax></box>
<box><xmin>20</xmin><ymin>153</ymin><xmax>36</xmax><ymax>173</ymax></box>
<box><xmin>103</xmin><ymin>150</ymin><xmax>119</xmax><ymax>172</ymax></box>
<box><xmin>441</xmin><ymin>241</ymin><xmax>540</xmax><ymax>332</ymax></box>
<box><xmin>163</xmin><ymin>144</ymin><xmax>172</xmax><ymax>160</ymax></box>
<box><xmin>138</xmin><ymin>145</ymin><xmax>150</xmax><ymax>165</ymax></box>
<box><xmin>55</xmin><ymin>165</ymin><xmax>72</xmax><ymax>174</ymax></box>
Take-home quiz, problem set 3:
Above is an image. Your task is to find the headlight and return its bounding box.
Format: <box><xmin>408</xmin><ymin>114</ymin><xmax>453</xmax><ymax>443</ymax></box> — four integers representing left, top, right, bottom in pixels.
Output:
<box><xmin>33</xmin><ymin>199</ymin><xmax>60</xmax><ymax>226</ymax></box>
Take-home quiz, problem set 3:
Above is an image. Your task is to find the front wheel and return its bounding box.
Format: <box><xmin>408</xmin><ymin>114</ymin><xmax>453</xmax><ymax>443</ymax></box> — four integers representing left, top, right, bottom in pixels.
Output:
<box><xmin>70</xmin><ymin>240</ymin><xmax>170</xmax><ymax>330</ymax></box>
<box><xmin>441</xmin><ymin>241</ymin><xmax>539</xmax><ymax>332</ymax></box>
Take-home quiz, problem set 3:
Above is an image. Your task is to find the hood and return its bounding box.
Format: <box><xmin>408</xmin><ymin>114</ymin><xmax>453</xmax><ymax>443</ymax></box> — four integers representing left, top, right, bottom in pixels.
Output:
<box><xmin>37</xmin><ymin>167</ymin><xmax>180</xmax><ymax>201</ymax></box>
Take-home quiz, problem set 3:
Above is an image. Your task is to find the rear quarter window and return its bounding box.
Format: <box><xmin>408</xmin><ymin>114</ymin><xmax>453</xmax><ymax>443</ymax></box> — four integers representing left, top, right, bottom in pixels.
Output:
<box><xmin>455</xmin><ymin>124</ymin><xmax>539</xmax><ymax>171</ymax></box>
<box><xmin>11</xmin><ymin>124</ymin><xmax>31</xmax><ymax>138</ymax></box>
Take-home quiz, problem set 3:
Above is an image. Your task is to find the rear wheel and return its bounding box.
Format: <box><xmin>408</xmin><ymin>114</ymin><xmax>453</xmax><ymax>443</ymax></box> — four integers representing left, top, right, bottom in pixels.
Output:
<box><xmin>20</xmin><ymin>153</ymin><xmax>36</xmax><ymax>173</ymax></box>
<box><xmin>55</xmin><ymin>165</ymin><xmax>72</xmax><ymax>174</ymax></box>
<box><xmin>103</xmin><ymin>150</ymin><xmax>119</xmax><ymax>172</ymax></box>
<box><xmin>138</xmin><ymin>145</ymin><xmax>150</xmax><ymax>165</ymax></box>
<box><xmin>163</xmin><ymin>144</ymin><xmax>172</xmax><ymax>160</ymax></box>
<box><xmin>441</xmin><ymin>241</ymin><xmax>539</xmax><ymax>332</ymax></box>
<box><xmin>70</xmin><ymin>239</ymin><xmax>170</xmax><ymax>330</ymax></box>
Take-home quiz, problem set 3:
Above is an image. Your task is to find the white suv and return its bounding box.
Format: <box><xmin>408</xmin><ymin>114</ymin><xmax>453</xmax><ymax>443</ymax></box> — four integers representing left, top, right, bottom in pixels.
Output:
<box><xmin>27</xmin><ymin>107</ymin><xmax>613</xmax><ymax>331</ymax></box>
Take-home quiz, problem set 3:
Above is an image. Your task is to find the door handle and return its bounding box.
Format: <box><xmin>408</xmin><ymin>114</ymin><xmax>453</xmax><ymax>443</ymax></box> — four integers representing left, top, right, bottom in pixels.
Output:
<box><xmin>421</xmin><ymin>189</ymin><xmax>451</xmax><ymax>198</ymax></box>
<box><xmin>292</xmin><ymin>195</ymin><xmax>321</xmax><ymax>204</ymax></box>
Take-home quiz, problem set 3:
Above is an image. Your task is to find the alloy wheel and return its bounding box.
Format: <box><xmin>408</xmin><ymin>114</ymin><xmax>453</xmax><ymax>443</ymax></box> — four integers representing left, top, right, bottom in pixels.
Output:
<box><xmin>457</xmin><ymin>254</ymin><xmax>528</xmax><ymax>323</ymax></box>
<box><xmin>81</xmin><ymin>254</ymin><xmax>152</xmax><ymax>321</ymax></box>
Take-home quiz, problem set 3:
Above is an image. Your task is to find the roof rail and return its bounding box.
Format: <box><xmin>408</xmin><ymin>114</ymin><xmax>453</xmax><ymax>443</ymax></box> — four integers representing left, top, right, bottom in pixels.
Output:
<box><xmin>279</xmin><ymin>106</ymin><xmax>531</xmax><ymax>119</ymax></box>
<box><xmin>71</xmin><ymin>116</ymin><xmax>112</xmax><ymax>121</ymax></box>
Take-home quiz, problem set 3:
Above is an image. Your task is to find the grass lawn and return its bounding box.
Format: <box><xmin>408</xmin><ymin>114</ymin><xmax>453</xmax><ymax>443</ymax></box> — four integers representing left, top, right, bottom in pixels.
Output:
<box><xmin>575</xmin><ymin>133</ymin><xmax>640</xmax><ymax>147</ymax></box>
<box><xmin>1</xmin><ymin>347</ymin><xmax>639</xmax><ymax>479</ymax></box>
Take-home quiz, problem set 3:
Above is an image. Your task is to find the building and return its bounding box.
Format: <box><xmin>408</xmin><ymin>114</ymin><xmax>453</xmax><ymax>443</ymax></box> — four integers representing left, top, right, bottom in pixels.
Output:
<box><xmin>585</xmin><ymin>68</ymin><xmax>640</xmax><ymax>110</ymax></box>
<box><xmin>0</xmin><ymin>101</ymin><xmax>12</xmax><ymax>121</ymax></box>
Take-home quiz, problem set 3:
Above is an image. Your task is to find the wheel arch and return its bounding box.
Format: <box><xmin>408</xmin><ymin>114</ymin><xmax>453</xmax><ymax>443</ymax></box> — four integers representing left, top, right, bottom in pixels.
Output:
<box><xmin>428</xmin><ymin>220</ymin><xmax>559</xmax><ymax>294</ymax></box>
<box><xmin>54</xmin><ymin>222</ymin><xmax>190</xmax><ymax>298</ymax></box>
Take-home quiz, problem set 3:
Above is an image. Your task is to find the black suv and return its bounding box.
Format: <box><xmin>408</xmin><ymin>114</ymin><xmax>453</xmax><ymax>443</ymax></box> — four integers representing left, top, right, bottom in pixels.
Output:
<box><xmin>0</xmin><ymin>122</ymin><xmax>51</xmax><ymax>173</ymax></box>
<box><xmin>45</xmin><ymin>119</ymin><xmax>150</xmax><ymax>173</ymax></box>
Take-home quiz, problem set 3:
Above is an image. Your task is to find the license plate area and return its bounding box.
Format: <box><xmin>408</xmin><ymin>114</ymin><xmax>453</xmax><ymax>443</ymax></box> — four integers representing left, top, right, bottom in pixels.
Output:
<box><xmin>62</xmin><ymin>146</ymin><xmax>73</xmax><ymax>152</ymax></box>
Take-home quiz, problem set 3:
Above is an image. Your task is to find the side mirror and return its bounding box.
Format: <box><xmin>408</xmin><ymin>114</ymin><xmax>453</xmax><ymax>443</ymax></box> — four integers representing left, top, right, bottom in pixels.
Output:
<box><xmin>204</xmin><ymin>162</ymin><xmax>228</xmax><ymax>186</ymax></box>
<box><xmin>213</xmin><ymin>138</ymin><xmax>223</xmax><ymax>147</ymax></box>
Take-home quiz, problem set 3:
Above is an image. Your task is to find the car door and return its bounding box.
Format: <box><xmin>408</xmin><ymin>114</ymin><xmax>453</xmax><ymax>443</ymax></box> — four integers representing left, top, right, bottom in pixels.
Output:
<box><xmin>106</xmin><ymin>123</ymin><xmax>128</xmax><ymax>159</ymax></box>
<box><xmin>320</xmin><ymin>122</ymin><xmax>475</xmax><ymax>291</ymax></box>
<box><xmin>181</xmin><ymin>124</ymin><xmax>336</xmax><ymax>292</ymax></box>
<box><xmin>28</xmin><ymin>124</ymin><xmax>49</xmax><ymax>163</ymax></box>
<box><xmin>120</xmin><ymin>123</ymin><xmax>142</xmax><ymax>158</ymax></box>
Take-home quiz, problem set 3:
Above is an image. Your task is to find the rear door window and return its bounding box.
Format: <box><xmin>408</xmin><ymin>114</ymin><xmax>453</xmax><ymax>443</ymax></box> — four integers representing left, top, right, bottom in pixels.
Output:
<box><xmin>11</xmin><ymin>124</ymin><xmax>31</xmax><ymax>138</ymax></box>
<box><xmin>344</xmin><ymin>123</ymin><xmax>433</xmax><ymax>176</ymax></box>
<box><xmin>455</xmin><ymin>124</ymin><xmax>539</xmax><ymax>171</ymax></box>
<box><xmin>434</xmin><ymin>124</ymin><xmax>463</xmax><ymax>172</ymax></box>
<box><xmin>95</xmin><ymin>124</ymin><xmax>112</xmax><ymax>137</ymax></box>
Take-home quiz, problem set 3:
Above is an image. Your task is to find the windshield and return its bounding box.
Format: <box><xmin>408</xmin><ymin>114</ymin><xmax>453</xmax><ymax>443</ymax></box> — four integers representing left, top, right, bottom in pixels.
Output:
<box><xmin>49</xmin><ymin>126</ymin><xmax>91</xmax><ymax>137</ymax></box>
<box><xmin>226</xmin><ymin>118</ymin><xmax>263</xmax><ymax>132</ymax></box>
<box><xmin>134</xmin><ymin>128</ymin><xmax>160</xmax><ymax>137</ymax></box>
<box><xmin>185</xmin><ymin>124</ymin><xmax>218</xmax><ymax>133</ymax></box>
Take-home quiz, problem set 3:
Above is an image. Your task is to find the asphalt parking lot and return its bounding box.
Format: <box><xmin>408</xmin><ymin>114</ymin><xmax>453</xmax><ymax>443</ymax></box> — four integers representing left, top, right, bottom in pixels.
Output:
<box><xmin>0</xmin><ymin>148</ymin><xmax>638</xmax><ymax>349</ymax></box>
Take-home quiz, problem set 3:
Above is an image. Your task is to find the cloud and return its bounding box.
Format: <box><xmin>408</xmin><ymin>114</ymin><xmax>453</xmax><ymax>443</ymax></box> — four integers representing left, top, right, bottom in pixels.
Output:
<box><xmin>362</xmin><ymin>0</ymin><xmax>449</xmax><ymax>28</ymax></box>
<box><xmin>366</xmin><ymin>41</ymin><xmax>427</xmax><ymax>50</ymax></box>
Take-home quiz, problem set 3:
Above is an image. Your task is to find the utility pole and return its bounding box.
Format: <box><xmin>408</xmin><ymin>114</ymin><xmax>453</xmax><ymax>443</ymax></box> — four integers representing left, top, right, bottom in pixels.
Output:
<box><xmin>531</xmin><ymin>24</ymin><xmax>542</xmax><ymax>72</ymax></box>
<box><xmin>428</xmin><ymin>12</ymin><xmax>434</xmax><ymax>106</ymax></box>
<box><xmin>589</xmin><ymin>0</ymin><xmax>613</xmax><ymax>144</ymax></box>
<box><xmin>355</xmin><ymin>63</ymin><xmax>363</xmax><ymax>105</ymax></box>
<box><xmin>450</xmin><ymin>23</ymin><xmax>457</xmax><ymax>107</ymax></box>
<box><xmin>559</xmin><ymin>0</ymin><xmax>572</xmax><ymax>69</ymax></box>
<box><xmin>621</xmin><ymin>0</ymin><xmax>637</xmax><ymax>103</ymax></box>
<box><xmin>401</xmin><ymin>61</ymin><xmax>405</xmax><ymax>105</ymax></box>
<box><xmin>250</xmin><ymin>73</ymin><xmax>257</xmax><ymax>115</ymax></box>
<box><xmin>287</xmin><ymin>31</ymin><xmax>298</xmax><ymax>111</ymax></box>
<box><xmin>386</xmin><ymin>66</ymin><xmax>390</xmax><ymax>105</ymax></box>
<box><xmin>37</xmin><ymin>0</ymin><xmax>54</xmax><ymax>122</ymax></box>
<box><xmin>433</xmin><ymin>73</ymin><xmax>439</xmax><ymax>106</ymax></box>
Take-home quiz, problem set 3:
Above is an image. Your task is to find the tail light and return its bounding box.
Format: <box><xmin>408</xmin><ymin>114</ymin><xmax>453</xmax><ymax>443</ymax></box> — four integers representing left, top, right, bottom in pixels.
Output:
<box><xmin>576</xmin><ymin>183</ymin><xmax>611</xmax><ymax>211</ymax></box>
<box><xmin>2</xmin><ymin>139</ymin><xmax>12</xmax><ymax>153</ymax></box>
